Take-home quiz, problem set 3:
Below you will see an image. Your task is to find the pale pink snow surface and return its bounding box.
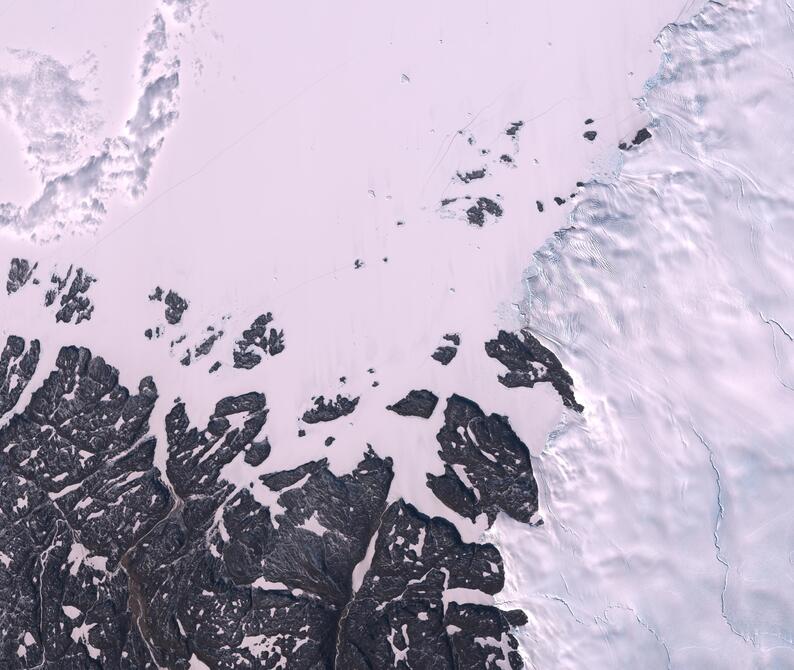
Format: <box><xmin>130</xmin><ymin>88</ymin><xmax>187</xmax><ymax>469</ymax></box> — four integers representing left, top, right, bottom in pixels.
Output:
<box><xmin>4</xmin><ymin>0</ymin><xmax>793</xmax><ymax>668</ymax></box>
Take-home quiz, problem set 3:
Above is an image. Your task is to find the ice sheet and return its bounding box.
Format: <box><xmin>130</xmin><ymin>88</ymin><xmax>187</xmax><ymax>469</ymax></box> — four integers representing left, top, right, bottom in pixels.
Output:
<box><xmin>492</xmin><ymin>1</ymin><xmax>794</xmax><ymax>667</ymax></box>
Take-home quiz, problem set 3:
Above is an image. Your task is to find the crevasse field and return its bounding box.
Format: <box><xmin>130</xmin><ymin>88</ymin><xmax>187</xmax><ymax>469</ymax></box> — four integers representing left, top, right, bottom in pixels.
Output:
<box><xmin>0</xmin><ymin>0</ymin><xmax>792</xmax><ymax>668</ymax></box>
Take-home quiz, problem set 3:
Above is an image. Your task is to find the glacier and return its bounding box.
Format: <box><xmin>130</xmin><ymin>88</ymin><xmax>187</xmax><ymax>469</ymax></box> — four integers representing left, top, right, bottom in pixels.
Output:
<box><xmin>494</xmin><ymin>1</ymin><xmax>794</xmax><ymax>667</ymax></box>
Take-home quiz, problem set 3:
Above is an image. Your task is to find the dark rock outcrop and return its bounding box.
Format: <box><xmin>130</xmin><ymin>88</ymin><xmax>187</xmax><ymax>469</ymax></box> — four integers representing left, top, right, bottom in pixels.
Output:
<box><xmin>6</xmin><ymin>258</ymin><xmax>36</xmax><ymax>294</ymax></box>
<box><xmin>457</xmin><ymin>168</ymin><xmax>486</xmax><ymax>183</ymax></box>
<box><xmin>129</xmin><ymin>434</ymin><xmax>393</xmax><ymax>668</ymax></box>
<box><xmin>179</xmin><ymin>329</ymin><xmax>225</xmax><ymax>367</ymax></box>
<box><xmin>0</xmin><ymin>342</ymin><xmax>532</xmax><ymax>668</ymax></box>
<box><xmin>148</xmin><ymin>286</ymin><xmax>189</xmax><ymax>324</ymax></box>
<box><xmin>427</xmin><ymin>394</ymin><xmax>538</xmax><ymax>525</ymax></box>
<box><xmin>45</xmin><ymin>266</ymin><xmax>96</xmax><ymax>323</ymax></box>
<box><xmin>0</xmin><ymin>335</ymin><xmax>39</xmax><ymax>417</ymax></box>
<box><xmin>632</xmin><ymin>127</ymin><xmax>652</xmax><ymax>145</ymax></box>
<box><xmin>443</xmin><ymin>332</ymin><xmax>461</xmax><ymax>346</ymax></box>
<box><xmin>619</xmin><ymin>127</ymin><xmax>652</xmax><ymax>150</ymax></box>
<box><xmin>466</xmin><ymin>196</ymin><xmax>503</xmax><ymax>227</ymax></box>
<box><xmin>164</xmin><ymin>289</ymin><xmax>189</xmax><ymax>324</ymax></box>
<box><xmin>337</xmin><ymin>500</ymin><xmax>526</xmax><ymax>669</ymax></box>
<box><xmin>387</xmin><ymin>389</ymin><xmax>439</xmax><ymax>418</ymax></box>
<box><xmin>302</xmin><ymin>394</ymin><xmax>359</xmax><ymax>424</ymax></box>
<box><xmin>505</xmin><ymin>120</ymin><xmax>524</xmax><ymax>137</ymax></box>
<box><xmin>432</xmin><ymin>345</ymin><xmax>457</xmax><ymax>365</ymax></box>
<box><xmin>485</xmin><ymin>328</ymin><xmax>583</xmax><ymax>412</ymax></box>
<box><xmin>233</xmin><ymin>312</ymin><xmax>285</xmax><ymax>369</ymax></box>
<box><xmin>0</xmin><ymin>345</ymin><xmax>169</xmax><ymax>667</ymax></box>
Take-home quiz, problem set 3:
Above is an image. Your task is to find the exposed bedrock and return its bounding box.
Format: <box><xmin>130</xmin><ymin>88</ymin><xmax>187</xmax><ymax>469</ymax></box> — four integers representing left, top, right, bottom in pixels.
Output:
<box><xmin>0</xmin><ymin>335</ymin><xmax>40</xmax><ymax>417</ymax></box>
<box><xmin>0</xmin><ymin>341</ymin><xmax>530</xmax><ymax>668</ymax></box>
<box><xmin>6</xmin><ymin>257</ymin><xmax>37</xmax><ymax>295</ymax></box>
<box><xmin>485</xmin><ymin>328</ymin><xmax>583</xmax><ymax>412</ymax></box>
<box><xmin>0</xmin><ymin>344</ymin><xmax>169</xmax><ymax>667</ymax></box>
<box><xmin>302</xmin><ymin>394</ymin><xmax>359</xmax><ymax>424</ymax></box>
<box><xmin>387</xmin><ymin>389</ymin><xmax>439</xmax><ymax>418</ymax></box>
<box><xmin>44</xmin><ymin>265</ymin><xmax>96</xmax><ymax>324</ymax></box>
<box><xmin>427</xmin><ymin>394</ymin><xmax>539</xmax><ymax>526</ymax></box>
<box><xmin>233</xmin><ymin>312</ymin><xmax>285</xmax><ymax>370</ymax></box>
<box><xmin>337</xmin><ymin>500</ymin><xmax>526</xmax><ymax>669</ymax></box>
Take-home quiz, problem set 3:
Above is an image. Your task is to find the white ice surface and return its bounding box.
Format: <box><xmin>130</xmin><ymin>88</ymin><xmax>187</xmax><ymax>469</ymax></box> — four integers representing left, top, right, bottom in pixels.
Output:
<box><xmin>492</xmin><ymin>1</ymin><xmax>794</xmax><ymax>667</ymax></box>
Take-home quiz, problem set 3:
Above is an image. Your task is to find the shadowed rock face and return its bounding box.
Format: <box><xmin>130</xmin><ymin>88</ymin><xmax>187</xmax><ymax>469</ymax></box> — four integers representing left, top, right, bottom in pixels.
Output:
<box><xmin>485</xmin><ymin>328</ymin><xmax>584</xmax><ymax>412</ymax></box>
<box><xmin>427</xmin><ymin>394</ymin><xmax>539</xmax><ymax>526</ymax></box>
<box><xmin>0</xmin><ymin>341</ymin><xmax>534</xmax><ymax>668</ymax></box>
<box><xmin>387</xmin><ymin>389</ymin><xmax>439</xmax><ymax>418</ymax></box>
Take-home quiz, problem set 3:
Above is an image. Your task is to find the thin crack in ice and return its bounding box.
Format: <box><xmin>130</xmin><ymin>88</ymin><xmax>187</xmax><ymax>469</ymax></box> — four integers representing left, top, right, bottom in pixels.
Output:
<box><xmin>760</xmin><ymin>312</ymin><xmax>794</xmax><ymax>393</ymax></box>
<box><xmin>691</xmin><ymin>425</ymin><xmax>754</xmax><ymax>645</ymax></box>
<box><xmin>598</xmin><ymin>604</ymin><xmax>672</xmax><ymax>670</ymax></box>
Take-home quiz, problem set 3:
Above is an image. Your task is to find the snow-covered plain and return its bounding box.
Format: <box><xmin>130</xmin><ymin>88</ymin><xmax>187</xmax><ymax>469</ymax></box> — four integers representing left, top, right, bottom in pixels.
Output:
<box><xmin>4</xmin><ymin>0</ymin><xmax>789</xmax><ymax>667</ymax></box>
<box><xmin>0</xmin><ymin>0</ymin><xmax>695</xmax><ymax>521</ymax></box>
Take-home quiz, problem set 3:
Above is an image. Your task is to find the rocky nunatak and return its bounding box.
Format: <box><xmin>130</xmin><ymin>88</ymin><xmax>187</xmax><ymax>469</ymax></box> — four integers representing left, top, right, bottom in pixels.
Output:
<box><xmin>41</xmin><ymin>265</ymin><xmax>97</xmax><ymax>323</ymax></box>
<box><xmin>0</xmin><ymin>339</ymin><xmax>532</xmax><ymax>668</ymax></box>
<box><xmin>149</xmin><ymin>286</ymin><xmax>189</xmax><ymax>324</ymax></box>
<box><xmin>6</xmin><ymin>257</ymin><xmax>37</xmax><ymax>295</ymax></box>
<box><xmin>427</xmin><ymin>394</ymin><xmax>539</xmax><ymax>526</ymax></box>
<box><xmin>387</xmin><ymin>388</ymin><xmax>439</xmax><ymax>418</ymax></box>
<box><xmin>233</xmin><ymin>312</ymin><xmax>285</xmax><ymax>369</ymax></box>
<box><xmin>485</xmin><ymin>328</ymin><xmax>584</xmax><ymax>412</ymax></box>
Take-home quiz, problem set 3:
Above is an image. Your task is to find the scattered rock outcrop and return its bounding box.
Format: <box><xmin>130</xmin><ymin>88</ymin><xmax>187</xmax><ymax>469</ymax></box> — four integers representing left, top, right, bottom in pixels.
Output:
<box><xmin>619</xmin><ymin>127</ymin><xmax>652</xmax><ymax>150</ymax></box>
<box><xmin>148</xmin><ymin>285</ymin><xmax>189</xmax><ymax>324</ymax></box>
<box><xmin>466</xmin><ymin>196</ymin><xmax>503</xmax><ymax>227</ymax></box>
<box><xmin>432</xmin><ymin>333</ymin><xmax>460</xmax><ymax>366</ymax></box>
<box><xmin>233</xmin><ymin>312</ymin><xmax>285</xmax><ymax>369</ymax></box>
<box><xmin>45</xmin><ymin>265</ymin><xmax>96</xmax><ymax>323</ymax></box>
<box><xmin>505</xmin><ymin>120</ymin><xmax>524</xmax><ymax>137</ymax></box>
